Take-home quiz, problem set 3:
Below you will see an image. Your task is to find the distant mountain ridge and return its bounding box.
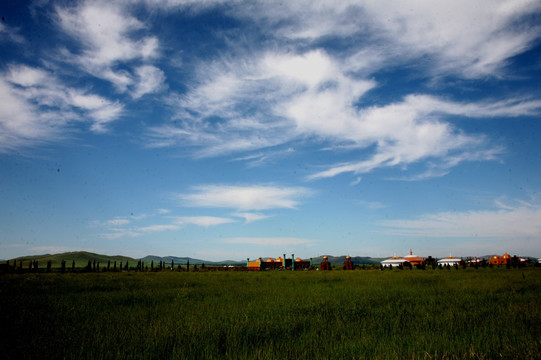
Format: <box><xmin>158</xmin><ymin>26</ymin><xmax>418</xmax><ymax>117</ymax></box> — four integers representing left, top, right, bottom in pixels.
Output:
<box><xmin>6</xmin><ymin>251</ymin><xmax>385</xmax><ymax>266</ymax></box>
<box><xmin>141</xmin><ymin>255</ymin><xmax>244</xmax><ymax>266</ymax></box>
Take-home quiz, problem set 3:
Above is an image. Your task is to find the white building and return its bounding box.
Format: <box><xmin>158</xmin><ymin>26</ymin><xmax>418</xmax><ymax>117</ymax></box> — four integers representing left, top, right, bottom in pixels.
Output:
<box><xmin>438</xmin><ymin>256</ymin><xmax>462</xmax><ymax>266</ymax></box>
<box><xmin>381</xmin><ymin>256</ymin><xmax>410</xmax><ymax>267</ymax></box>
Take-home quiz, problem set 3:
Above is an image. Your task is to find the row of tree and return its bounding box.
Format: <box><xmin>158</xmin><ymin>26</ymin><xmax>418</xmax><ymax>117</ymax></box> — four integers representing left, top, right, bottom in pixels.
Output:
<box><xmin>1</xmin><ymin>259</ymin><xmax>197</xmax><ymax>273</ymax></box>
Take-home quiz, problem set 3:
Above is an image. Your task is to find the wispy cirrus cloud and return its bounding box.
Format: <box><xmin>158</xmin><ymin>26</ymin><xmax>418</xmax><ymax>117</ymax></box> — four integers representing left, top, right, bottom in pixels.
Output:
<box><xmin>145</xmin><ymin>0</ymin><xmax>541</xmax><ymax>181</ymax></box>
<box><xmin>95</xmin><ymin>210</ymin><xmax>235</xmax><ymax>240</ymax></box>
<box><xmin>223</xmin><ymin>237</ymin><xmax>316</xmax><ymax>246</ymax></box>
<box><xmin>306</xmin><ymin>94</ymin><xmax>539</xmax><ymax>180</ymax></box>
<box><xmin>0</xmin><ymin>64</ymin><xmax>123</xmax><ymax>152</ymax></box>
<box><xmin>177</xmin><ymin>184</ymin><xmax>312</xmax><ymax>211</ymax></box>
<box><xmin>231</xmin><ymin>0</ymin><xmax>541</xmax><ymax>77</ymax></box>
<box><xmin>139</xmin><ymin>0</ymin><xmax>540</xmax><ymax>79</ymax></box>
<box><xmin>131</xmin><ymin>65</ymin><xmax>167</xmax><ymax>99</ymax></box>
<box><xmin>149</xmin><ymin>45</ymin><xmax>541</xmax><ymax>181</ymax></box>
<box><xmin>28</xmin><ymin>245</ymin><xmax>79</xmax><ymax>254</ymax></box>
<box><xmin>174</xmin><ymin>216</ymin><xmax>236</xmax><ymax>227</ymax></box>
<box><xmin>381</xmin><ymin>200</ymin><xmax>541</xmax><ymax>239</ymax></box>
<box><xmin>231</xmin><ymin>212</ymin><xmax>272</xmax><ymax>223</ymax></box>
<box><xmin>55</xmin><ymin>1</ymin><xmax>164</xmax><ymax>95</ymax></box>
<box><xmin>0</xmin><ymin>22</ymin><xmax>25</xmax><ymax>44</ymax></box>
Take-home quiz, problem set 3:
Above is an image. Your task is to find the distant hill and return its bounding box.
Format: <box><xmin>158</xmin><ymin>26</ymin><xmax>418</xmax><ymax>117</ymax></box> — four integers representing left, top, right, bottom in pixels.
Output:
<box><xmin>141</xmin><ymin>255</ymin><xmax>245</xmax><ymax>266</ymax></box>
<box><xmin>9</xmin><ymin>251</ymin><xmax>135</xmax><ymax>268</ymax></box>
<box><xmin>5</xmin><ymin>251</ymin><xmax>246</xmax><ymax>268</ymax></box>
<box><xmin>4</xmin><ymin>251</ymin><xmax>384</xmax><ymax>268</ymax></box>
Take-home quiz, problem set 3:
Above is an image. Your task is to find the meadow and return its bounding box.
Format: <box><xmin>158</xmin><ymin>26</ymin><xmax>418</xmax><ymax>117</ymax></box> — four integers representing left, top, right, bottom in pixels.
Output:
<box><xmin>1</xmin><ymin>267</ymin><xmax>539</xmax><ymax>359</ymax></box>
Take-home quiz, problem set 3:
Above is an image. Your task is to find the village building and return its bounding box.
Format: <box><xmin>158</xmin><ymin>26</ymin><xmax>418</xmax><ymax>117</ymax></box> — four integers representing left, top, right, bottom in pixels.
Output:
<box><xmin>247</xmin><ymin>254</ymin><xmax>310</xmax><ymax>271</ymax></box>
<box><xmin>320</xmin><ymin>256</ymin><xmax>332</xmax><ymax>270</ymax></box>
<box><xmin>295</xmin><ymin>257</ymin><xmax>311</xmax><ymax>270</ymax></box>
<box><xmin>489</xmin><ymin>253</ymin><xmax>512</xmax><ymax>265</ymax></box>
<box><xmin>437</xmin><ymin>256</ymin><xmax>463</xmax><ymax>266</ymax></box>
<box><xmin>403</xmin><ymin>250</ymin><xmax>425</xmax><ymax>267</ymax></box>
<box><xmin>489</xmin><ymin>255</ymin><xmax>501</xmax><ymax>265</ymax></box>
<box><xmin>381</xmin><ymin>256</ymin><xmax>410</xmax><ymax>268</ymax></box>
<box><xmin>343</xmin><ymin>255</ymin><xmax>354</xmax><ymax>270</ymax></box>
<box><xmin>468</xmin><ymin>257</ymin><xmax>487</xmax><ymax>267</ymax></box>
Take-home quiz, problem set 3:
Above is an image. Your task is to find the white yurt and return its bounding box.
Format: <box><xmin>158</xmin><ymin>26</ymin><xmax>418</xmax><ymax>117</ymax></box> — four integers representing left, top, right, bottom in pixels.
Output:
<box><xmin>381</xmin><ymin>256</ymin><xmax>410</xmax><ymax>267</ymax></box>
<box><xmin>438</xmin><ymin>256</ymin><xmax>462</xmax><ymax>266</ymax></box>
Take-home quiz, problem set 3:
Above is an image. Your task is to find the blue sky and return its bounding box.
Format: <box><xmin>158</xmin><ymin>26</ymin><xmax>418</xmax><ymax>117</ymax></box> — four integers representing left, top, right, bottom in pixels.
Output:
<box><xmin>1</xmin><ymin>0</ymin><xmax>541</xmax><ymax>261</ymax></box>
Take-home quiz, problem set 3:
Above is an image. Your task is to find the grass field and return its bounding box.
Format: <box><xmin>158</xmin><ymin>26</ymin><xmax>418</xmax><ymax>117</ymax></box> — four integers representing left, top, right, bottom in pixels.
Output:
<box><xmin>1</xmin><ymin>268</ymin><xmax>539</xmax><ymax>359</ymax></box>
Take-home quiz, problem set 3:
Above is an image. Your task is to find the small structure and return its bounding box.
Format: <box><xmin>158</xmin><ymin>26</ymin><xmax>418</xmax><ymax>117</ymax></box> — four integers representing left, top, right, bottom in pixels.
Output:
<box><xmin>489</xmin><ymin>253</ymin><xmax>512</xmax><ymax>266</ymax></box>
<box><xmin>247</xmin><ymin>254</ymin><xmax>300</xmax><ymax>271</ymax></box>
<box><xmin>438</xmin><ymin>256</ymin><xmax>463</xmax><ymax>267</ymax></box>
<box><xmin>468</xmin><ymin>257</ymin><xmax>487</xmax><ymax>267</ymax></box>
<box><xmin>343</xmin><ymin>255</ymin><xmax>354</xmax><ymax>270</ymax></box>
<box><xmin>489</xmin><ymin>255</ymin><xmax>501</xmax><ymax>265</ymax></box>
<box><xmin>320</xmin><ymin>256</ymin><xmax>332</xmax><ymax>270</ymax></box>
<box><xmin>381</xmin><ymin>256</ymin><xmax>409</xmax><ymax>268</ymax></box>
<box><xmin>295</xmin><ymin>257</ymin><xmax>311</xmax><ymax>270</ymax></box>
<box><xmin>403</xmin><ymin>250</ymin><xmax>425</xmax><ymax>267</ymax></box>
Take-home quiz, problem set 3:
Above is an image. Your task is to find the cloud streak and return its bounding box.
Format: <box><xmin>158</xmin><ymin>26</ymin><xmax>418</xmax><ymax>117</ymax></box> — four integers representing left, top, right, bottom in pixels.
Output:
<box><xmin>150</xmin><ymin>44</ymin><xmax>540</xmax><ymax>180</ymax></box>
<box><xmin>382</xmin><ymin>200</ymin><xmax>541</xmax><ymax>239</ymax></box>
<box><xmin>95</xmin><ymin>212</ymin><xmax>235</xmax><ymax>240</ymax></box>
<box><xmin>223</xmin><ymin>237</ymin><xmax>316</xmax><ymax>246</ymax></box>
<box><xmin>56</xmin><ymin>1</ymin><xmax>164</xmax><ymax>95</ymax></box>
<box><xmin>0</xmin><ymin>65</ymin><xmax>123</xmax><ymax>152</ymax></box>
<box><xmin>178</xmin><ymin>184</ymin><xmax>312</xmax><ymax>211</ymax></box>
<box><xmin>174</xmin><ymin>216</ymin><xmax>236</xmax><ymax>227</ymax></box>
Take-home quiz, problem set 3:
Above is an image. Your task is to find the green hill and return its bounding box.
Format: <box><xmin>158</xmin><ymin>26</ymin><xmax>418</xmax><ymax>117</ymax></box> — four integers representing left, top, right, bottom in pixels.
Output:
<box><xmin>9</xmin><ymin>251</ymin><xmax>135</xmax><ymax>268</ymax></box>
<box><xmin>141</xmin><ymin>255</ymin><xmax>245</xmax><ymax>266</ymax></box>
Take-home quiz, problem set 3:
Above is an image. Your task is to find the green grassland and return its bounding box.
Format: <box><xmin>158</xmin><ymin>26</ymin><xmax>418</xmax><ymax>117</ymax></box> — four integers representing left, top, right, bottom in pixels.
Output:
<box><xmin>1</xmin><ymin>268</ymin><xmax>539</xmax><ymax>359</ymax></box>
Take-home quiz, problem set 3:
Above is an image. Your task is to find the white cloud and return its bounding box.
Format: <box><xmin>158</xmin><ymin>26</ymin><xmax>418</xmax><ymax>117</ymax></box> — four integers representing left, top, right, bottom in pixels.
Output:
<box><xmin>359</xmin><ymin>0</ymin><xmax>541</xmax><ymax>78</ymax></box>
<box><xmin>0</xmin><ymin>22</ymin><xmax>25</xmax><ymax>44</ymax></box>
<box><xmin>350</xmin><ymin>177</ymin><xmax>362</xmax><ymax>186</ymax></box>
<box><xmin>231</xmin><ymin>148</ymin><xmax>295</xmax><ymax>167</ymax></box>
<box><xmin>150</xmin><ymin>28</ymin><xmax>541</xmax><ymax>179</ymax></box>
<box><xmin>137</xmin><ymin>224</ymin><xmax>180</xmax><ymax>232</ymax></box>
<box><xmin>99</xmin><ymin>223</ymin><xmax>178</xmax><ymax>239</ymax></box>
<box><xmin>223</xmin><ymin>237</ymin><xmax>316</xmax><ymax>246</ymax></box>
<box><xmin>56</xmin><ymin>1</ymin><xmax>160</xmax><ymax>92</ymax></box>
<box><xmin>306</xmin><ymin>94</ymin><xmax>539</xmax><ymax>180</ymax></box>
<box><xmin>231</xmin><ymin>212</ymin><xmax>272</xmax><ymax>223</ymax></box>
<box><xmin>131</xmin><ymin>65</ymin><xmax>167</xmax><ymax>99</ymax></box>
<box><xmin>95</xmin><ymin>211</ymin><xmax>235</xmax><ymax>240</ymax></box>
<box><xmin>229</xmin><ymin>0</ymin><xmax>541</xmax><ymax>77</ymax></box>
<box><xmin>107</xmin><ymin>218</ymin><xmax>131</xmax><ymax>226</ymax></box>
<box><xmin>28</xmin><ymin>246</ymin><xmax>75</xmax><ymax>254</ymax></box>
<box><xmin>99</xmin><ymin>230</ymin><xmax>141</xmax><ymax>240</ymax></box>
<box><xmin>0</xmin><ymin>65</ymin><xmax>124</xmax><ymax>152</ymax></box>
<box><xmin>148</xmin><ymin>49</ymin><xmax>374</xmax><ymax>156</ymax></box>
<box><xmin>174</xmin><ymin>216</ymin><xmax>236</xmax><ymax>227</ymax></box>
<box><xmin>178</xmin><ymin>184</ymin><xmax>312</xmax><ymax>211</ymax></box>
<box><xmin>382</xmin><ymin>200</ymin><xmax>541</xmax><ymax>239</ymax></box>
<box><xmin>357</xmin><ymin>200</ymin><xmax>386</xmax><ymax>210</ymax></box>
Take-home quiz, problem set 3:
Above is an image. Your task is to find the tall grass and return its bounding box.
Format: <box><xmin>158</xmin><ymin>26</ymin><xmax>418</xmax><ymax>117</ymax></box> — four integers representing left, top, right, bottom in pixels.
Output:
<box><xmin>1</xmin><ymin>268</ymin><xmax>539</xmax><ymax>359</ymax></box>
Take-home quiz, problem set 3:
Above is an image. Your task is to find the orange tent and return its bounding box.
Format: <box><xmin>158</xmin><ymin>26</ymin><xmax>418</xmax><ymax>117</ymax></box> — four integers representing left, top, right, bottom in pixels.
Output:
<box><xmin>489</xmin><ymin>255</ymin><xmax>501</xmax><ymax>265</ymax></box>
